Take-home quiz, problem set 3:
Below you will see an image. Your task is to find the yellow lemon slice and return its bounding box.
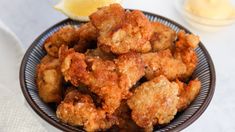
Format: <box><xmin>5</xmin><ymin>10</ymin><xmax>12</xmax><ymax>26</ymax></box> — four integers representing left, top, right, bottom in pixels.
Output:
<box><xmin>54</xmin><ymin>0</ymin><xmax>122</xmax><ymax>21</ymax></box>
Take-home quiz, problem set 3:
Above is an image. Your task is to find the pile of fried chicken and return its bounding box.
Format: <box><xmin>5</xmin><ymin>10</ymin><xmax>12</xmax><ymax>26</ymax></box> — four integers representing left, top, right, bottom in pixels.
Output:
<box><xmin>36</xmin><ymin>4</ymin><xmax>201</xmax><ymax>132</ymax></box>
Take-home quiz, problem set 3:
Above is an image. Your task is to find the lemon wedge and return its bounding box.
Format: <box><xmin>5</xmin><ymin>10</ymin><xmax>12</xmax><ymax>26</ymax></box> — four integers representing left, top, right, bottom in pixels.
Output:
<box><xmin>54</xmin><ymin>0</ymin><xmax>122</xmax><ymax>21</ymax></box>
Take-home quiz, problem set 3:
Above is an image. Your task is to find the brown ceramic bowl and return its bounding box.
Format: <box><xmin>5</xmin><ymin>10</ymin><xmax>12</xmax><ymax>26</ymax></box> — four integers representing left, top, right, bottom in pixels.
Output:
<box><xmin>20</xmin><ymin>11</ymin><xmax>216</xmax><ymax>132</ymax></box>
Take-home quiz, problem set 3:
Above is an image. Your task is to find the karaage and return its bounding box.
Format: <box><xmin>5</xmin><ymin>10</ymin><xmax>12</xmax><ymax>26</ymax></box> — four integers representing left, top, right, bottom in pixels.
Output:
<box><xmin>176</xmin><ymin>79</ymin><xmax>201</xmax><ymax>111</ymax></box>
<box><xmin>174</xmin><ymin>30</ymin><xmax>200</xmax><ymax>80</ymax></box>
<box><xmin>150</xmin><ymin>22</ymin><xmax>176</xmax><ymax>51</ymax></box>
<box><xmin>115</xmin><ymin>52</ymin><xmax>145</xmax><ymax>98</ymax></box>
<box><xmin>85</xmin><ymin>48</ymin><xmax>116</xmax><ymax>60</ymax></box>
<box><xmin>60</xmin><ymin>46</ymin><xmax>145</xmax><ymax>114</ymax></box>
<box><xmin>73</xmin><ymin>22</ymin><xmax>98</xmax><ymax>53</ymax></box>
<box><xmin>44</xmin><ymin>25</ymin><xmax>80</xmax><ymax>57</ymax></box>
<box><xmin>112</xmin><ymin>101</ymin><xmax>143</xmax><ymax>132</ymax></box>
<box><xmin>90</xmin><ymin>4</ymin><xmax>152</xmax><ymax>54</ymax></box>
<box><xmin>36</xmin><ymin>55</ymin><xmax>63</xmax><ymax>103</ymax></box>
<box><xmin>60</xmin><ymin>47</ymin><xmax>122</xmax><ymax>114</ymax></box>
<box><xmin>56</xmin><ymin>89</ymin><xmax>117</xmax><ymax>131</ymax></box>
<box><xmin>127</xmin><ymin>75</ymin><xmax>179</xmax><ymax>131</ymax></box>
<box><xmin>141</xmin><ymin>49</ymin><xmax>186</xmax><ymax>80</ymax></box>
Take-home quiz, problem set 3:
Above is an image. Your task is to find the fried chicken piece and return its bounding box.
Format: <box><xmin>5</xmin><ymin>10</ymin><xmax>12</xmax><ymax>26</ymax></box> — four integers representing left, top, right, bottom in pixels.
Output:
<box><xmin>44</xmin><ymin>25</ymin><xmax>80</xmax><ymax>57</ymax></box>
<box><xmin>86</xmin><ymin>57</ymin><xmax>123</xmax><ymax>114</ymax></box>
<box><xmin>60</xmin><ymin>48</ymin><xmax>89</xmax><ymax>86</ymax></box>
<box><xmin>141</xmin><ymin>49</ymin><xmax>186</xmax><ymax>80</ymax></box>
<box><xmin>112</xmin><ymin>101</ymin><xmax>143</xmax><ymax>132</ymax></box>
<box><xmin>60</xmin><ymin>47</ymin><xmax>122</xmax><ymax>114</ymax></box>
<box><xmin>44</xmin><ymin>23</ymin><xmax>98</xmax><ymax>57</ymax></box>
<box><xmin>90</xmin><ymin>4</ymin><xmax>125</xmax><ymax>32</ymax></box>
<box><xmin>60</xmin><ymin>46</ymin><xmax>145</xmax><ymax>114</ymax></box>
<box><xmin>174</xmin><ymin>30</ymin><xmax>200</xmax><ymax>80</ymax></box>
<box><xmin>90</xmin><ymin>4</ymin><xmax>125</xmax><ymax>54</ymax></box>
<box><xmin>56</xmin><ymin>89</ymin><xmax>116</xmax><ymax>131</ymax></box>
<box><xmin>36</xmin><ymin>55</ymin><xmax>63</xmax><ymax>103</ymax></box>
<box><xmin>73</xmin><ymin>22</ymin><xmax>98</xmax><ymax>53</ymax></box>
<box><xmin>65</xmin><ymin>85</ymin><xmax>103</xmax><ymax>108</ymax></box>
<box><xmin>127</xmin><ymin>76</ymin><xmax>179</xmax><ymax>130</ymax></box>
<box><xmin>115</xmin><ymin>52</ymin><xmax>145</xmax><ymax>98</ymax></box>
<box><xmin>176</xmin><ymin>30</ymin><xmax>200</xmax><ymax>49</ymax></box>
<box><xmin>85</xmin><ymin>48</ymin><xmax>116</xmax><ymax>60</ymax></box>
<box><xmin>58</xmin><ymin>45</ymin><xmax>76</xmax><ymax>63</ymax></box>
<box><xmin>90</xmin><ymin>4</ymin><xmax>152</xmax><ymax>54</ymax></box>
<box><xmin>150</xmin><ymin>22</ymin><xmax>176</xmax><ymax>51</ymax></box>
<box><xmin>176</xmin><ymin>79</ymin><xmax>201</xmax><ymax>111</ymax></box>
<box><xmin>142</xmin><ymin>31</ymin><xmax>199</xmax><ymax>81</ymax></box>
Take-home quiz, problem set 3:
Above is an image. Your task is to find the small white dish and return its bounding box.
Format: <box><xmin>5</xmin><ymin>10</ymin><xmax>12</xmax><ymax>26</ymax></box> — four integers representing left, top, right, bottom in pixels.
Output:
<box><xmin>174</xmin><ymin>0</ymin><xmax>235</xmax><ymax>31</ymax></box>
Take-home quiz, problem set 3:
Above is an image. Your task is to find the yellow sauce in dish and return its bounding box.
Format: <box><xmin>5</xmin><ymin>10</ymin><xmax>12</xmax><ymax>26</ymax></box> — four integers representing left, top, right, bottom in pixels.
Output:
<box><xmin>185</xmin><ymin>0</ymin><xmax>235</xmax><ymax>19</ymax></box>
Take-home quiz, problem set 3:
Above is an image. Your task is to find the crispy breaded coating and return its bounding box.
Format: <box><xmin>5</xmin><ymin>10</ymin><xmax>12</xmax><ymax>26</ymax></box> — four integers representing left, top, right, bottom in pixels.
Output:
<box><xmin>90</xmin><ymin>4</ymin><xmax>125</xmax><ymax>32</ymax></box>
<box><xmin>127</xmin><ymin>76</ymin><xmax>179</xmax><ymax>130</ymax></box>
<box><xmin>141</xmin><ymin>49</ymin><xmax>186</xmax><ymax>80</ymax></box>
<box><xmin>142</xmin><ymin>30</ymin><xmax>200</xmax><ymax>81</ymax></box>
<box><xmin>44</xmin><ymin>23</ymin><xmax>98</xmax><ymax>57</ymax></box>
<box><xmin>56</xmin><ymin>89</ymin><xmax>116</xmax><ymax>131</ymax></box>
<box><xmin>36</xmin><ymin>55</ymin><xmax>62</xmax><ymax>103</ymax></box>
<box><xmin>60</xmin><ymin>47</ymin><xmax>122</xmax><ymax>114</ymax></box>
<box><xmin>44</xmin><ymin>25</ymin><xmax>80</xmax><ymax>57</ymax></box>
<box><xmin>176</xmin><ymin>30</ymin><xmax>200</xmax><ymax>49</ymax></box>
<box><xmin>73</xmin><ymin>22</ymin><xmax>98</xmax><ymax>53</ymax></box>
<box><xmin>90</xmin><ymin>4</ymin><xmax>152</xmax><ymax>54</ymax></box>
<box><xmin>150</xmin><ymin>22</ymin><xmax>176</xmax><ymax>51</ymax></box>
<box><xmin>115</xmin><ymin>52</ymin><xmax>145</xmax><ymax>98</ymax></box>
<box><xmin>86</xmin><ymin>57</ymin><xmax>123</xmax><ymax>114</ymax></box>
<box><xmin>85</xmin><ymin>48</ymin><xmax>116</xmax><ymax>60</ymax></box>
<box><xmin>60</xmin><ymin>47</ymin><xmax>146</xmax><ymax>114</ymax></box>
<box><xmin>60</xmin><ymin>47</ymin><xmax>88</xmax><ymax>86</ymax></box>
<box><xmin>112</xmin><ymin>101</ymin><xmax>143</xmax><ymax>132</ymax></box>
<box><xmin>176</xmin><ymin>79</ymin><xmax>201</xmax><ymax>111</ymax></box>
<box><xmin>174</xmin><ymin>30</ymin><xmax>200</xmax><ymax>80</ymax></box>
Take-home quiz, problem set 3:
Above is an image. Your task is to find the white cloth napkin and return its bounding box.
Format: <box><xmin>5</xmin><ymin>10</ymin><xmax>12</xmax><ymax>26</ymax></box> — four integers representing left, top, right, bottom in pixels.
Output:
<box><xmin>0</xmin><ymin>20</ymin><xmax>47</xmax><ymax>132</ymax></box>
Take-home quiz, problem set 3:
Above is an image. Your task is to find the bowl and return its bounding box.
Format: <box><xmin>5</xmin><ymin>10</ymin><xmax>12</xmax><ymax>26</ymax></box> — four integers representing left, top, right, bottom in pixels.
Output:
<box><xmin>174</xmin><ymin>0</ymin><xmax>235</xmax><ymax>31</ymax></box>
<box><xmin>20</xmin><ymin>11</ymin><xmax>216</xmax><ymax>132</ymax></box>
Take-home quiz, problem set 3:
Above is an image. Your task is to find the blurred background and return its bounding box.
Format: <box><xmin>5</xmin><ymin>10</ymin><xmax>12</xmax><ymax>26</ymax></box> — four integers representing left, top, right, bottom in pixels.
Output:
<box><xmin>0</xmin><ymin>0</ymin><xmax>234</xmax><ymax>48</ymax></box>
<box><xmin>0</xmin><ymin>0</ymin><xmax>235</xmax><ymax>131</ymax></box>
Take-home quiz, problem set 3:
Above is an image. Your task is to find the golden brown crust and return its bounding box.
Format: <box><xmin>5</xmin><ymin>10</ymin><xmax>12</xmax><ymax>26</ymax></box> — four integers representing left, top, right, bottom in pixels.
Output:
<box><xmin>73</xmin><ymin>22</ymin><xmax>98</xmax><ymax>53</ymax></box>
<box><xmin>59</xmin><ymin>47</ymin><xmax>122</xmax><ymax>114</ymax></box>
<box><xmin>44</xmin><ymin>25</ymin><xmax>80</xmax><ymax>57</ymax></box>
<box><xmin>174</xmin><ymin>30</ymin><xmax>200</xmax><ymax>80</ymax></box>
<box><xmin>150</xmin><ymin>22</ymin><xmax>176</xmax><ymax>51</ymax></box>
<box><xmin>59</xmin><ymin>47</ymin><xmax>146</xmax><ymax>114</ymax></box>
<box><xmin>112</xmin><ymin>101</ymin><xmax>143</xmax><ymax>132</ymax></box>
<box><xmin>56</xmin><ymin>89</ymin><xmax>117</xmax><ymax>131</ymax></box>
<box><xmin>141</xmin><ymin>49</ymin><xmax>187</xmax><ymax>81</ymax></box>
<box><xmin>90</xmin><ymin>4</ymin><xmax>152</xmax><ymax>54</ymax></box>
<box><xmin>115</xmin><ymin>52</ymin><xmax>145</xmax><ymax>98</ymax></box>
<box><xmin>176</xmin><ymin>79</ymin><xmax>201</xmax><ymax>111</ymax></box>
<box><xmin>36</xmin><ymin>55</ymin><xmax>63</xmax><ymax>103</ymax></box>
<box><xmin>85</xmin><ymin>48</ymin><xmax>116</xmax><ymax>60</ymax></box>
<box><xmin>44</xmin><ymin>23</ymin><xmax>98</xmax><ymax>57</ymax></box>
<box><xmin>90</xmin><ymin>4</ymin><xmax>125</xmax><ymax>32</ymax></box>
<box><xmin>127</xmin><ymin>76</ymin><xmax>179</xmax><ymax>129</ymax></box>
<box><xmin>142</xmin><ymin>29</ymin><xmax>200</xmax><ymax>82</ymax></box>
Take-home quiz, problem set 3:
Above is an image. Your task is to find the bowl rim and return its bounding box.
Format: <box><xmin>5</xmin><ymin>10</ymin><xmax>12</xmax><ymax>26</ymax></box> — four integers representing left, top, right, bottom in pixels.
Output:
<box><xmin>20</xmin><ymin>10</ymin><xmax>216</xmax><ymax>132</ymax></box>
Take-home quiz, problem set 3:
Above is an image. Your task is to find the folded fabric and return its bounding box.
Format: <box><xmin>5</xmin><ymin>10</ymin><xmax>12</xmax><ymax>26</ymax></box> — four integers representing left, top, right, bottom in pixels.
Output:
<box><xmin>0</xmin><ymin>20</ymin><xmax>46</xmax><ymax>132</ymax></box>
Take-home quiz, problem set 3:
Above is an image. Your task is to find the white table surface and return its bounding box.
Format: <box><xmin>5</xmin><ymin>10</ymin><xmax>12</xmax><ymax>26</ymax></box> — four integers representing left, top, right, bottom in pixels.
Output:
<box><xmin>0</xmin><ymin>0</ymin><xmax>235</xmax><ymax>131</ymax></box>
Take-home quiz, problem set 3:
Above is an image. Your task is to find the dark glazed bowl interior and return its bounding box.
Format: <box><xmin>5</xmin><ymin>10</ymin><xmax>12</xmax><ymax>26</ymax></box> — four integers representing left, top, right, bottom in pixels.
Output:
<box><xmin>20</xmin><ymin>11</ymin><xmax>216</xmax><ymax>132</ymax></box>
